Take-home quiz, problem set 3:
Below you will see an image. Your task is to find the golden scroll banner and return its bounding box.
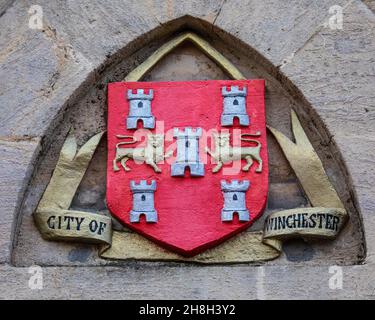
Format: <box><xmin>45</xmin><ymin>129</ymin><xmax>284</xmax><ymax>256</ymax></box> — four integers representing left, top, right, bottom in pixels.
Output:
<box><xmin>35</xmin><ymin>209</ymin><xmax>111</xmax><ymax>245</ymax></box>
<box><xmin>34</xmin><ymin>130</ymin><xmax>112</xmax><ymax>246</ymax></box>
<box><xmin>34</xmin><ymin>32</ymin><xmax>348</xmax><ymax>263</ymax></box>
<box><xmin>263</xmin><ymin>207</ymin><xmax>347</xmax><ymax>241</ymax></box>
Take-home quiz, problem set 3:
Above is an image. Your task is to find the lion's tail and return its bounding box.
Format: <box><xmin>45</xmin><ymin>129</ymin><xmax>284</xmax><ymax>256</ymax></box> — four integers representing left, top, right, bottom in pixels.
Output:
<box><xmin>115</xmin><ymin>135</ymin><xmax>137</xmax><ymax>148</ymax></box>
<box><xmin>240</xmin><ymin>132</ymin><xmax>261</xmax><ymax>146</ymax></box>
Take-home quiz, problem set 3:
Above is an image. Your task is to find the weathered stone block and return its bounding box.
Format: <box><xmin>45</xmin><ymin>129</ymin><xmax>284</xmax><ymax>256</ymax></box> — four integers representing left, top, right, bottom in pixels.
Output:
<box><xmin>0</xmin><ymin>137</ymin><xmax>40</xmax><ymax>263</ymax></box>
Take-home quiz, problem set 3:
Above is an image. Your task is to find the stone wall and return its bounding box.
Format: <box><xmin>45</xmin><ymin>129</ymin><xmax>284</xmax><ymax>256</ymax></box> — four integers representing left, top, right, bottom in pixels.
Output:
<box><xmin>0</xmin><ymin>0</ymin><xmax>374</xmax><ymax>299</ymax></box>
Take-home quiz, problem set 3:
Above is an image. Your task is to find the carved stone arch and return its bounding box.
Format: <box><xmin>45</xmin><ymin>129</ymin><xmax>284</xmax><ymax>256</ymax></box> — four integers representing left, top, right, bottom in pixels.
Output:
<box><xmin>1</xmin><ymin>3</ymin><xmax>373</xmax><ymax>298</ymax></box>
<box><xmin>12</xmin><ymin>18</ymin><xmax>364</xmax><ymax>266</ymax></box>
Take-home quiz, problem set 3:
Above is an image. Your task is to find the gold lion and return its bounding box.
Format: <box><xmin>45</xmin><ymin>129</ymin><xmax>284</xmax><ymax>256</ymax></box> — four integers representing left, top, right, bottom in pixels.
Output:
<box><xmin>113</xmin><ymin>134</ymin><xmax>172</xmax><ymax>173</ymax></box>
<box><xmin>205</xmin><ymin>132</ymin><xmax>263</xmax><ymax>173</ymax></box>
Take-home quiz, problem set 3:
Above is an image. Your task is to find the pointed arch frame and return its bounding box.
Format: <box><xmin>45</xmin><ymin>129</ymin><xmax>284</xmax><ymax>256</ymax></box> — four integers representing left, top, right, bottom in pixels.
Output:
<box><xmin>124</xmin><ymin>32</ymin><xmax>245</xmax><ymax>81</ymax></box>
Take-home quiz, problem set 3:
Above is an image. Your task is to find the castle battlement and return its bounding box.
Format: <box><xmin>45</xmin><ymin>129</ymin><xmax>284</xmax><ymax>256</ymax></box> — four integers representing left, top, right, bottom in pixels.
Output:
<box><xmin>171</xmin><ymin>127</ymin><xmax>204</xmax><ymax>176</ymax></box>
<box><xmin>173</xmin><ymin>127</ymin><xmax>202</xmax><ymax>138</ymax></box>
<box><xmin>126</xmin><ymin>88</ymin><xmax>155</xmax><ymax>129</ymax></box>
<box><xmin>221</xmin><ymin>85</ymin><xmax>247</xmax><ymax>97</ymax></box>
<box><xmin>127</xmin><ymin>89</ymin><xmax>154</xmax><ymax>100</ymax></box>
<box><xmin>221</xmin><ymin>179</ymin><xmax>250</xmax><ymax>221</ymax></box>
<box><xmin>130</xmin><ymin>180</ymin><xmax>157</xmax><ymax>192</ymax></box>
<box><xmin>221</xmin><ymin>85</ymin><xmax>249</xmax><ymax>126</ymax></box>
<box><xmin>221</xmin><ymin>179</ymin><xmax>250</xmax><ymax>192</ymax></box>
<box><xmin>129</xmin><ymin>180</ymin><xmax>157</xmax><ymax>223</ymax></box>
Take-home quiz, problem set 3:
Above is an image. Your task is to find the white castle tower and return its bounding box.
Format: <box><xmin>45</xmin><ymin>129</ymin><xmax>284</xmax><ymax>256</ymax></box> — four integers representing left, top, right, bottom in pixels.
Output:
<box><xmin>126</xmin><ymin>88</ymin><xmax>155</xmax><ymax>129</ymax></box>
<box><xmin>129</xmin><ymin>180</ymin><xmax>157</xmax><ymax>223</ymax></box>
<box><xmin>171</xmin><ymin>127</ymin><xmax>205</xmax><ymax>177</ymax></box>
<box><xmin>221</xmin><ymin>180</ymin><xmax>250</xmax><ymax>221</ymax></box>
<box><xmin>221</xmin><ymin>85</ymin><xmax>249</xmax><ymax>126</ymax></box>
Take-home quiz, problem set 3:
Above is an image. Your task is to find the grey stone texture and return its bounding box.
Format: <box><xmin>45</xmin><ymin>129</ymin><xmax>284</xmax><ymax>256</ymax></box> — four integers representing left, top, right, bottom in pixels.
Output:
<box><xmin>0</xmin><ymin>0</ymin><xmax>374</xmax><ymax>299</ymax></box>
<box><xmin>0</xmin><ymin>137</ymin><xmax>40</xmax><ymax>263</ymax></box>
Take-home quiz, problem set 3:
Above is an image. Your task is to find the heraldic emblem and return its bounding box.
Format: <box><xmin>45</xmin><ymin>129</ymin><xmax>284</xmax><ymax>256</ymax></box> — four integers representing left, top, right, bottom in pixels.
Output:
<box><xmin>34</xmin><ymin>32</ymin><xmax>347</xmax><ymax>263</ymax></box>
<box><xmin>107</xmin><ymin>80</ymin><xmax>268</xmax><ymax>255</ymax></box>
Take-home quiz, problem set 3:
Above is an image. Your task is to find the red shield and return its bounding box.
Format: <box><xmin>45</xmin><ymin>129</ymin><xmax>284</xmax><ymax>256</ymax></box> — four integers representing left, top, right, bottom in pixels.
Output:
<box><xmin>107</xmin><ymin>80</ymin><xmax>268</xmax><ymax>256</ymax></box>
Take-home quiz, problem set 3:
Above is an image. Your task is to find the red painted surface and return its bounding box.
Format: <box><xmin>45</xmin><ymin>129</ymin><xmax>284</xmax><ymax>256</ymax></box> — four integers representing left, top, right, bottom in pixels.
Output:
<box><xmin>107</xmin><ymin>80</ymin><xmax>268</xmax><ymax>256</ymax></box>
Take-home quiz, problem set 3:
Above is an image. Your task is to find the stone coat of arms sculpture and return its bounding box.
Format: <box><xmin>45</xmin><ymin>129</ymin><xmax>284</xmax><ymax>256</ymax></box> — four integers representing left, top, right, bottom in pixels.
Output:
<box><xmin>34</xmin><ymin>32</ymin><xmax>348</xmax><ymax>263</ymax></box>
